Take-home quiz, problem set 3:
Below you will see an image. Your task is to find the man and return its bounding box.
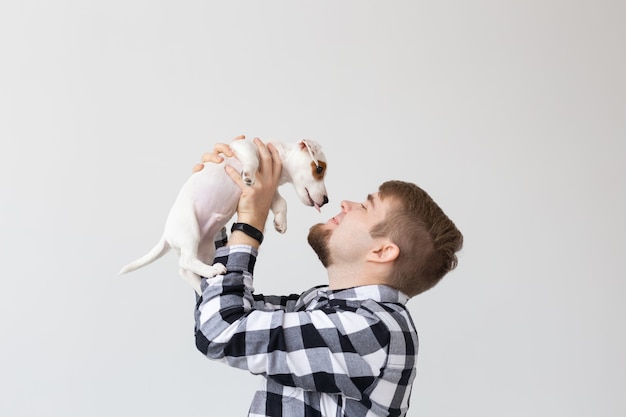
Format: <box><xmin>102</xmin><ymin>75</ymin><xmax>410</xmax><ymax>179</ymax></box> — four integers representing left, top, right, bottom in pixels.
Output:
<box><xmin>193</xmin><ymin>137</ymin><xmax>463</xmax><ymax>416</ymax></box>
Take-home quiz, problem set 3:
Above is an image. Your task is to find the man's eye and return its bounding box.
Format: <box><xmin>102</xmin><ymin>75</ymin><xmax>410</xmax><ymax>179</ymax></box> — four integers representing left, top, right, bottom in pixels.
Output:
<box><xmin>361</xmin><ymin>204</ymin><xmax>367</xmax><ymax>210</ymax></box>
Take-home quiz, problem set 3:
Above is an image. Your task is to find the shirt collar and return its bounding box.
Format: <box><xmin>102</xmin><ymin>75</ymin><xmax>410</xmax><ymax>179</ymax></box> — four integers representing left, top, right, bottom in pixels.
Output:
<box><xmin>317</xmin><ymin>285</ymin><xmax>409</xmax><ymax>305</ymax></box>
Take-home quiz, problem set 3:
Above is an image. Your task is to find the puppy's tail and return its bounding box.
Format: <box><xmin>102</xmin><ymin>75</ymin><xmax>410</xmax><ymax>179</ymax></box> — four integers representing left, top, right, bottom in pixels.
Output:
<box><xmin>119</xmin><ymin>237</ymin><xmax>170</xmax><ymax>275</ymax></box>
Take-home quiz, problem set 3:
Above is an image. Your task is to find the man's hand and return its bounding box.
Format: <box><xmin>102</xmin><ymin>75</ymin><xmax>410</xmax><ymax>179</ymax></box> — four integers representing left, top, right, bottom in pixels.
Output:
<box><xmin>192</xmin><ymin>134</ymin><xmax>246</xmax><ymax>173</ymax></box>
<box><xmin>225</xmin><ymin>138</ymin><xmax>282</xmax><ymax>237</ymax></box>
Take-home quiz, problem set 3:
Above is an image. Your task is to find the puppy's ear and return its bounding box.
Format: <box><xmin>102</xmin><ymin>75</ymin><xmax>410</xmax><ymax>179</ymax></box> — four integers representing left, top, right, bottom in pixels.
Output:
<box><xmin>300</xmin><ymin>139</ymin><xmax>320</xmax><ymax>153</ymax></box>
<box><xmin>300</xmin><ymin>139</ymin><xmax>319</xmax><ymax>166</ymax></box>
<box><xmin>300</xmin><ymin>139</ymin><xmax>320</xmax><ymax>155</ymax></box>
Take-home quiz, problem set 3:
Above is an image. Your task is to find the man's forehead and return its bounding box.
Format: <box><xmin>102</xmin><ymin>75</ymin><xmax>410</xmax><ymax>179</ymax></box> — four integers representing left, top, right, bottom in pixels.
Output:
<box><xmin>368</xmin><ymin>192</ymin><xmax>389</xmax><ymax>210</ymax></box>
<box><xmin>371</xmin><ymin>191</ymin><xmax>400</xmax><ymax>213</ymax></box>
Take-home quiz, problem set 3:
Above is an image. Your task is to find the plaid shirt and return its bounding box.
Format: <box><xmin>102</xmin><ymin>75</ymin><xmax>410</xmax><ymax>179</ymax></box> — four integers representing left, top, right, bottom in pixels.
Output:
<box><xmin>194</xmin><ymin>243</ymin><xmax>418</xmax><ymax>416</ymax></box>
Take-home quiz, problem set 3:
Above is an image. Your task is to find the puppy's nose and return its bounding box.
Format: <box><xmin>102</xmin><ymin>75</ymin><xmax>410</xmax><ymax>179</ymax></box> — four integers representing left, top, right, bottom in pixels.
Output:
<box><xmin>323</xmin><ymin>195</ymin><xmax>329</xmax><ymax>206</ymax></box>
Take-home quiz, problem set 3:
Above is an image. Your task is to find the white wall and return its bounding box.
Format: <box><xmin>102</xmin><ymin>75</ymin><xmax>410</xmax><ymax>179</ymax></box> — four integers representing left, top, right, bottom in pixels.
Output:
<box><xmin>1</xmin><ymin>1</ymin><xmax>624</xmax><ymax>416</ymax></box>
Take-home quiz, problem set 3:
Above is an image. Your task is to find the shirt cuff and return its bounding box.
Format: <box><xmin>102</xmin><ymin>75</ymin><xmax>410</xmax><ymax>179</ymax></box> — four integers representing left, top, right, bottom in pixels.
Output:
<box><xmin>214</xmin><ymin>244</ymin><xmax>258</xmax><ymax>273</ymax></box>
<box><xmin>214</xmin><ymin>227</ymin><xmax>228</xmax><ymax>249</ymax></box>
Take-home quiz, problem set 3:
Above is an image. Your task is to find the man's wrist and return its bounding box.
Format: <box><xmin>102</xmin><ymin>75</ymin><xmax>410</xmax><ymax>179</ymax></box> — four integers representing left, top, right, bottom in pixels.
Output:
<box><xmin>231</xmin><ymin>223</ymin><xmax>264</xmax><ymax>244</ymax></box>
<box><xmin>228</xmin><ymin>219</ymin><xmax>265</xmax><ymax>248</ymax></box>
<box><xmin>228</xmin><ymin>231</ymin><xmax>261</xmax><ymax>248</ymax></box>
<box><xmin>234</xmin><ymin>216</ymin><xmax>267</xmax><ymax>233</ymax></box>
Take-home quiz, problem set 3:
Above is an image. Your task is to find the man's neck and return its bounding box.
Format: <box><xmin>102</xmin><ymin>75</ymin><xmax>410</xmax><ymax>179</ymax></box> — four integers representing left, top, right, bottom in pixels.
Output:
<box><xmin>326</xmin><ymin>263</ymin><xmax>389</xmax><ymax>291</ymax></box>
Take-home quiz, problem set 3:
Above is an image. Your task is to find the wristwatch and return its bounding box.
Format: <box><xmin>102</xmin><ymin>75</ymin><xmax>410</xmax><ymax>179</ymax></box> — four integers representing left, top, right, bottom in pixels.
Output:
<box><xmin>230</xmin><ymin>222</ymin><xmax>264</xmax><ymax>244</ymax></box>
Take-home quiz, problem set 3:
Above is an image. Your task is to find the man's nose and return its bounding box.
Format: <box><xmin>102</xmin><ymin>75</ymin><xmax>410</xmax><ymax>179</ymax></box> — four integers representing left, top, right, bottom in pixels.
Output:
<box><xmin>341</xmin><ymin>200</ymin><xmax>356</xmax><ymax>212</ymax></box>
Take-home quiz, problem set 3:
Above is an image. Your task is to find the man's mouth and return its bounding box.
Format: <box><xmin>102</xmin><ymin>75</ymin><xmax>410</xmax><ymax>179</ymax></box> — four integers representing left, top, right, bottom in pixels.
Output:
<box><xmin>327</xmin><ymin>213</ymin><xmax>341</xmax><ymax>225</ymax></box>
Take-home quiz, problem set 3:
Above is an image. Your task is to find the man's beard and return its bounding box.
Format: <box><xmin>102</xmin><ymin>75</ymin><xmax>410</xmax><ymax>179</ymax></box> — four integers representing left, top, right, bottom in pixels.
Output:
<box><xmin>307</xmin><ymin>223</ymin><xmax>332</xmax><ymax>267</ymax></box>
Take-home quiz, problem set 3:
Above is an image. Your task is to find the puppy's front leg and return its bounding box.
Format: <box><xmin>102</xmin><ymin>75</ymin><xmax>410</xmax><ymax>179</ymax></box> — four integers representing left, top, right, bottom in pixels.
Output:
<box><xmin>271</xmin><ymin>191</ymin><xmax>288</xmax><ymax>234</ymax></box>
<box><xmin>231</xmin><ymin>139</ymin><xmax>259</xmax><ymax>186</ymax></box>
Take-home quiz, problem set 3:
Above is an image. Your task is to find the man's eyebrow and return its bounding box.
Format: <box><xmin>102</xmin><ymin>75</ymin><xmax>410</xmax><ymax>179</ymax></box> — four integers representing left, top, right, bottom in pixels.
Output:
<box><xmin>367</xmin><ymin>193</ymin><xmax>376</xmax><ymax>209</ymax></box>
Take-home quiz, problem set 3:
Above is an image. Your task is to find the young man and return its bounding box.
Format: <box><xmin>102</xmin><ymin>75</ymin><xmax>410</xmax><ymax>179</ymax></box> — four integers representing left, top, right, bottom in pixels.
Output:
<box><xmin>193</xmin><ymin>137</ymin><xmax>463</xmax><ymax>416</ymax></box>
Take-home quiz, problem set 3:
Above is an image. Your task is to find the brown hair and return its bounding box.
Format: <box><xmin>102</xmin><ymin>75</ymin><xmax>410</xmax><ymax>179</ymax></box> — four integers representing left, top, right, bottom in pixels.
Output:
<box><xmin>370</xmin><ymin>180</ymin><xmax>463</xmax><ymax>297</ymax></box>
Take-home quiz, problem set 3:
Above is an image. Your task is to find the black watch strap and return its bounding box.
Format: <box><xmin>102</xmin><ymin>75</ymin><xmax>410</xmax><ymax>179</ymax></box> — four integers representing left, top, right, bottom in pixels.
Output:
<box><xmin>230</xmin><ymin>223</ymin><xmax>264</xmax><ymax>244</ymax></box>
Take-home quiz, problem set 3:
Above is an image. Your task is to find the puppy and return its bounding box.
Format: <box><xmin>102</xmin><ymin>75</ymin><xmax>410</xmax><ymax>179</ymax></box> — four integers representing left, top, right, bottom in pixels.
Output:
<box><xmin>119</xmin><ymin>138</ymin><xmax>329</xmax><ymax>294</ymax></box>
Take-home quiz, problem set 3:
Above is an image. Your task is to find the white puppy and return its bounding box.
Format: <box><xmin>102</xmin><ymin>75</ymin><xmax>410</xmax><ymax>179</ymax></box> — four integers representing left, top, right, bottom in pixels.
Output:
<box><xmin>119</xmin><ymin>138</ymin><xmax>329</xmax><ymax>294</ymax></box>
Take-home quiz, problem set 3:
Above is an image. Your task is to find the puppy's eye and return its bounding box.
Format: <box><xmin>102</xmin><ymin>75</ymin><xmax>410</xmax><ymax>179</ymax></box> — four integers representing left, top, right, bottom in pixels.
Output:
<box><xmin>316</xmin><ymin>165</ymin><xmax>324</xmax><ymax>174</ymax></box>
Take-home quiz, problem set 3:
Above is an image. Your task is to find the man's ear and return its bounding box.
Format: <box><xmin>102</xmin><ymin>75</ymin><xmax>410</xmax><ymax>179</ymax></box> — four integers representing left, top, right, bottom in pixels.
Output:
<box><xmin>367</xmin><ymin>239</ymin><xmax>400</xmax><ymax>264</ymax></box>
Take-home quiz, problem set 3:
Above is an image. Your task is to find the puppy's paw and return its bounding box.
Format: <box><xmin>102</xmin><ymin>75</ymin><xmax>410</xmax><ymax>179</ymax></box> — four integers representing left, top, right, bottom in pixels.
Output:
<box><xmin>193</xmin><ymin>262</ymin><xmax>227</xmax><ymax>279</ymax></box>
<box><xmin>273</xmin><ymin>210</ymin><xmax>287</xmax><ymax>234</ymax></box>
<box><xmin>241</xmin><ymin>171</ymin><xmax>256</xmax><ymax>186</ymax></box>
<box><xmin>212</xmin><ymin>262</ymin><xmax>227</xmax><ymax>275</ymax></box>
<box><xmin>273</xmin><ymin>219</ymin><xmax>287</xmax><ymax>234</ymax></box>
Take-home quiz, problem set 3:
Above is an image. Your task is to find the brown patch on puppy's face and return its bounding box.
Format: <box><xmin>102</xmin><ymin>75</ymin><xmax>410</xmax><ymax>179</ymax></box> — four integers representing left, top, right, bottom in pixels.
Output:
<box><xmin>311</xmin><ymin>160</ymin><xmax>327</xmax><ymax>181</ymax></box>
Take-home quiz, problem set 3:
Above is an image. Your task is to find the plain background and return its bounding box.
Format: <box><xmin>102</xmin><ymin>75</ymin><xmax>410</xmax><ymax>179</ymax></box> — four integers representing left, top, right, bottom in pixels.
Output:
<box><xmin>1</xmin><ymin>1</ymin><xmax>624</xmax><ymax>416</ymax></box>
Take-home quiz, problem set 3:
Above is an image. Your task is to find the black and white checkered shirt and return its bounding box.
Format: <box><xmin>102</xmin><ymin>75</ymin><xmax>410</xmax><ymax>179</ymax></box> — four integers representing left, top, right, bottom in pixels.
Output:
<box><xmin>195</xmin><ymin>244</ymin><xmax>418</xmax><ymax>416</ymax></box>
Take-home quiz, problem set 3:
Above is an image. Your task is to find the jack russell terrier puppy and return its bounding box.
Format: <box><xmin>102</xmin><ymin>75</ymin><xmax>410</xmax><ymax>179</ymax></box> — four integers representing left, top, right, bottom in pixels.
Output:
<box><xmin>119</xmin><ymin>138</ymin><xmax>329</xmax><ymax>294</ymax></box>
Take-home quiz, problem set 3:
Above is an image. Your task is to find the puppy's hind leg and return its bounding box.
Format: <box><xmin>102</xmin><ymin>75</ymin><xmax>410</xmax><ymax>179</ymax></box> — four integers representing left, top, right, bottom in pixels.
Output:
<box><xmin>179</xmin><ymin>268</ymin><xmax>202</xmax><ymax>295</ymax></box>
<box><xmin>179</xmin><ymin>247</ymin><xmax>227</xmax><ymax>280</ymax></box>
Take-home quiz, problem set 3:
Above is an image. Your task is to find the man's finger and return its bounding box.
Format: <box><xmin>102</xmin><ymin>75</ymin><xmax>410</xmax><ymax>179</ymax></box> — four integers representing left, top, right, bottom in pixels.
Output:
<box><xmin>224</xmin><ymin>165</ymin><xmax>246</xmax><ymax>189</ymax></box>
<box><xmin>253</xmin><ymin>138</ymin><xmax>272</xmax><ymax>170</ymax></box>
<box><xmin>267</xmin><ymin>143</ymin><xmax>282</xmax><ymax>178</ymax></box>
<box><xmin>201</xmin><ymin>152</ymin><xmax>224</xmax><ymax>164</ymax></box>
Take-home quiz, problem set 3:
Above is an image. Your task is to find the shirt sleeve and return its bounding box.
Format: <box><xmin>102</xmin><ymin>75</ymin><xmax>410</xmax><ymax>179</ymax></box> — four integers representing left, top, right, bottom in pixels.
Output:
<box><xmin>212</xmin><ymin>228</ymin><xmax>303</xmax><ymax>310</ymax></box>
<box><xmin>250</xmin><ymin>292</ymin><xmax>305</xmax><ymax>311</ymax></box>
<box><xmin>194</xmin><ymin>245</ymin><xmax>391</xmax><ymax>399</ymax></box>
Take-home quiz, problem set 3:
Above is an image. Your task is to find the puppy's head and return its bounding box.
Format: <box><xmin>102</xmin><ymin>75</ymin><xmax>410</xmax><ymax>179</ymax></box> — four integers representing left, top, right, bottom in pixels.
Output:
<box><xmin>284</xmin><ymin>139</ymin><xmax>329</xmax><ymax>211</ymax></box>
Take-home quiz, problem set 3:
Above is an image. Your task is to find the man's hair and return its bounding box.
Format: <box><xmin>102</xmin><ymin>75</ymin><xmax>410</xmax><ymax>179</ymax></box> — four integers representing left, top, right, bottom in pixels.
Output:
<box><xmin>370</xmin><ymin>180</ymin><xmax>463</xmax><ymax>297</ymax></box>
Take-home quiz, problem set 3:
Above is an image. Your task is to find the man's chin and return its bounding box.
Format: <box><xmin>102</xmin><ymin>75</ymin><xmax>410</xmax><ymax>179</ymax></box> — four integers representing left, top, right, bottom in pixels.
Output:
<box><xmin>307</xmin><ymin>223</ymin><xmax>332</xmax><ymax>268</ymax></box>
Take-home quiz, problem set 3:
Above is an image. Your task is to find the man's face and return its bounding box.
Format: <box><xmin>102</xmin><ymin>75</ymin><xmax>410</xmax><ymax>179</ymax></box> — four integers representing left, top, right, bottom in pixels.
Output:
<box><xmin>307</xmin><ymin>192</ymin><xmax>394</xmax><ymax>267</ymax></box>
